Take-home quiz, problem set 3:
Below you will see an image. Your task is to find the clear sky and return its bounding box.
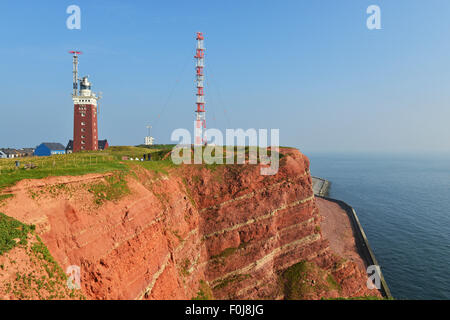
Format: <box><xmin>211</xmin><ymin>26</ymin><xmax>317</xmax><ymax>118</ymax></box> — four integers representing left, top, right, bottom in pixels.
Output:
<box><xmin>1</xmin><ymin>0</ymin><xmax>450</xmax><ymax>154</ymax></box>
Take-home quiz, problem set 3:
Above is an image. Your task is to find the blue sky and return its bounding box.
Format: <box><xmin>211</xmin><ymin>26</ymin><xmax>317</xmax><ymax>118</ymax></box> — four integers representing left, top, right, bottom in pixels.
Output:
<box><xmin>1</xmin><ymin>0</ymin><xmax>450</xmax><ymax>154</ymax></box>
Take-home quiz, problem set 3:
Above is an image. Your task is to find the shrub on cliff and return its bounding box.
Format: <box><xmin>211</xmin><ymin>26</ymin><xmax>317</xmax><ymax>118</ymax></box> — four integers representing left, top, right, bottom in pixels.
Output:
<box><xmin>192</xmin><ymin>280</ymin><xmax>214</xmax><ymax>300</ymax></box>
<box><xmin>281</xmin><ymin>261</ymin><xmax>340</xmax><ymax>300</ymax></box>
<box><xmin>0</xmin><ymin>212</ymin><xmax>35</xmax><ymax>255</ymax></box>
<box><xmin>87</xmin><ymin>172</ymin><xmax>130</xmax><ymax>205</ymax></box>
<box><xmin>0</xmin><ymin>213</ymin><xmax>85</xmax><ymax>299</ymax></box>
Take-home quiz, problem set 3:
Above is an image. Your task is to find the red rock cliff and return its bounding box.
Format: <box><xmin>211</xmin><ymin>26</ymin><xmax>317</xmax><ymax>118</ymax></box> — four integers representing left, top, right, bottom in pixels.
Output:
<box><xmin>0</xmin><ymin>148</ymin><xmax>381</xmax><ymax>299</ymax></box>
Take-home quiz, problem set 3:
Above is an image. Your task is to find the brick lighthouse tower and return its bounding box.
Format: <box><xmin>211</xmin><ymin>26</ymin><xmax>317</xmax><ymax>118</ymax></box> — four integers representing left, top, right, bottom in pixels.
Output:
<box><xmin>70</xmin><ymin>51</ymin><xmax>100</xmax><ymax>152</ymax></box>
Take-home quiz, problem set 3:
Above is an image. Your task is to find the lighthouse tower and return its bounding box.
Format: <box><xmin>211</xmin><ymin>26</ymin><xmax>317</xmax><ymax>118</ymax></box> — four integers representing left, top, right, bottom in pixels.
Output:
<box><xmin>70</xmin><ymin>51</ymin><xmax>100</xmax><ymax>152</ymax></box>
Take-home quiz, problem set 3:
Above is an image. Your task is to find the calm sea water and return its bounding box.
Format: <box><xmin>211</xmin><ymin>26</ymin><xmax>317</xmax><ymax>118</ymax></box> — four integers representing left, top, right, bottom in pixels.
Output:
<box><xmin>307</xmin><ymin>153</ymin><xmax>450</xmax><ymax>300</ymax></box>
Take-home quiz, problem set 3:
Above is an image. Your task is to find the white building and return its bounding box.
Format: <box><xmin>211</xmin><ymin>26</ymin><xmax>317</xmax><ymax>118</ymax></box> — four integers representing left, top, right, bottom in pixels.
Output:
<box><xmin>0</xmin><ymin>149</ymin><xmax>18</xmax><ymax>158</ymax></box>
<box><xmin>145</xmin><ymin>136</ymin><xmax>154</xmax><ymax>146</ymax></box>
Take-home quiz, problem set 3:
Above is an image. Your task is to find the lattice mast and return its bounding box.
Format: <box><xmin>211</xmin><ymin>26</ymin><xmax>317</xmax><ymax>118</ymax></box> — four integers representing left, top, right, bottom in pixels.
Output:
<box><xmin>69</xmin><ymin>50</ymin><xmax>82</xmax><ymax>96</ymax></box>
<box><xmin>194</xmin><ymin>32</ymin><xmax>206</xmax><ymax>146</ymax></box>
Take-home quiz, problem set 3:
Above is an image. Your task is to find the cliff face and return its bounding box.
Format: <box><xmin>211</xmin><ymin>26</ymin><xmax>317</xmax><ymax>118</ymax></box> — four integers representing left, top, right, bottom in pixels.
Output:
<box><xmin>0</xmin><ymin>148</ymin><xmax>381</xmax><ymax>300</ymax></box>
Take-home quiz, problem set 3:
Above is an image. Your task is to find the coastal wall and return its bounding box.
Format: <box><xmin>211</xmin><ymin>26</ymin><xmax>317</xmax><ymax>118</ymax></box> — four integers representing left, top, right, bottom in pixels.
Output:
<box><xmin>311</xmin><ymin>177</ymin><xmax>391</xmax><ymax>298</ymax></box>
<box><xmin>311</xmin><ymin>176</ymin><xmax>330</xmax><ymax>197</ymax></box>
<box><xmin>318</xmin><ymin>196</ymin><xmax>392</xmax><ymax>298</ymax></box>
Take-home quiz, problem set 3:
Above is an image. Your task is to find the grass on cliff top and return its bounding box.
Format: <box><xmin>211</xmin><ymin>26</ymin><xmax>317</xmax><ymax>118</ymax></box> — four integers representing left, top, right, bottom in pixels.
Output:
<box><xmin>0</xmin><ymin>144</ymin><xmax>288</xmax><ymax>192</ymax></box>
<box><xmin>171</xmin><ymin>145</ymin><xmax>284</xmax><ymax>164</ymax></box>
<box><xmin>0</xmin><ymin>152</ymin><xmax>124</xmax><ymax>191</ymax></box>
<box><xmin>0</xmin><ymin>146</ymin><xmax>168</xmax><ymax>191</ymax></box>
<box><xmin>137</xmin><ymin>159</ymin><xmax>177</xmax><ymax>175</ymax></box>
<box><xmin>87</xmin><ymin>172</ymin><xmax>130</xmax><ymax>205</ymax></box>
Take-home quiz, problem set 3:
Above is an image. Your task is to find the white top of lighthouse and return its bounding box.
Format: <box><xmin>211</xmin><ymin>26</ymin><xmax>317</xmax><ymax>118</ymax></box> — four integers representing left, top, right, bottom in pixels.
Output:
<box><xmin>69</xmin><ymin>51</ymin><xmax>100</xmax><ymax>106</ymax></box>
<box><xmin>80</xmin><ymin>76</ymin><xmax>92</xmax><ymax>96</ymax></box>
<box><xmin>72</xmin><ymin>76</ymin><xmax>99</xmax><ymax>106</ymax></box>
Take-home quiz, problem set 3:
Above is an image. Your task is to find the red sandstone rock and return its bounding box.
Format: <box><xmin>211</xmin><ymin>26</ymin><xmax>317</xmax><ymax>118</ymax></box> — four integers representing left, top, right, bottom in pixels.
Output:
<box><xmin>0</xmin><ymin>148</ymin><xmax>381</xmax><ymax>300</ymax></box>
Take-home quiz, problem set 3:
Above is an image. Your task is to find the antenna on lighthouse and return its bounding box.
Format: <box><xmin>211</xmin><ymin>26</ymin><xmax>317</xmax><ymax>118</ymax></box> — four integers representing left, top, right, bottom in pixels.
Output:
<box><xmin>194</xmin><ymin>32</ymin><xmax>206</xmax><ymax>146</ymax></box>
<box><xmin>69</xmin><ymin>50</ymin><xmax>82</xmax><ymax>96</ymax></box>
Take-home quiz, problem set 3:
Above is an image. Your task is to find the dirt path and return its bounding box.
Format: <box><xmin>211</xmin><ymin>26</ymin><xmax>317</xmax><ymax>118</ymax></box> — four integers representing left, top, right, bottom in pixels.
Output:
<box><xmin>317</xmin><ymin>197</ymin><xmax>367</xmax><ymax>271</ymax></box>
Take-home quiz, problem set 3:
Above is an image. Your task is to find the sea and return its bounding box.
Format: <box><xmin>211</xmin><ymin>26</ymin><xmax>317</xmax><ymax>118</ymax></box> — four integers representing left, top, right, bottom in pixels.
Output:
<box><xmin>307</xmin><ymin>152</ymin><xmax>450</xmax><ymax>300</ymax></box>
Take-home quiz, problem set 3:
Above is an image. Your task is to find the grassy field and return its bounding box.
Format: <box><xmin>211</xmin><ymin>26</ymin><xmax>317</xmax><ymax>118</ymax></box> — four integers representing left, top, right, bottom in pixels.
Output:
<box><xmin>0</xmin><ymin>146</ymin><xmax>168</xmax><ymax>191</ymax></box>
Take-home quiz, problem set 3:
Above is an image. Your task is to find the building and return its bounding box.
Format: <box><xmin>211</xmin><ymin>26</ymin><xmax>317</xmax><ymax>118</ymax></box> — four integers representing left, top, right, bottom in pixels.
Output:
<box><xmin>144</xmin><ymin>125</ymin><xmax>154</xmax><ymax>146</ymax></box>
<box><xmin>19</xmin><ymin>148</ymin><xmax>35</xmax><ymax>157</ymax></box>
<box><xmin>144</xmin><ymin>136</ymin><xmax>154</xmax><ymax>146</ymax></box>
<box><xmin>13</xmin><ymin>149</ymin><xmax>25</xmax><ymax>157</ymax></box>
<box><xmin>66</xmin><ymin>140</ymin><xmax>74</xmax><ymax>154</ymax></box>
<box><xmin>72</xmin><ymin>76</ymin><xmax>100</xmax><ymax>152</ymax></box>
<box><xmin>34</xmin><ymin>143</ymin><xmax>66</xmax><ymax>157</ymax></box>
<box><xmin>70</xmin><ymin>52</ymin><xmax>104</xmax><ymax>153</ymax></box>
<box><xmin>98</xmin><ymin>139</ymin><xmax>109</xmax><ymax>150</ymax></box>
<box><xmin>0</xmin><ymin>148</ymin><xmax>35</xmax><ymax>158</ymax></box>
<box><xmin>66</xmin><ymin>139</ymin><xmax>108</xmax><ymax>153</ymax></box>
<box><xmin>0</xmin><ymin>148</ymin><xmax>19</xmax><ymax>158</ymax></box>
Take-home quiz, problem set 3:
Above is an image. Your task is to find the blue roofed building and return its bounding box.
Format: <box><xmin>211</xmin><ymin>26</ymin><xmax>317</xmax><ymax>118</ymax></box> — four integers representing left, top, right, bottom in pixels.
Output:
<box><xmin>34</xmin><ymin>143</ymin><xmax>66</xmax><ymax>157</ymax></box>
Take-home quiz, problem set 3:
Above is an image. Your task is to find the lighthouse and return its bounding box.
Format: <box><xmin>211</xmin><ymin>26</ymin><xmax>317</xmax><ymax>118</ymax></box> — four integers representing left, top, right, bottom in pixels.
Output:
<box><xmin>69</xmin><ymin>51</ymin><xmax>100</xmax><ymax>152</ymax></box>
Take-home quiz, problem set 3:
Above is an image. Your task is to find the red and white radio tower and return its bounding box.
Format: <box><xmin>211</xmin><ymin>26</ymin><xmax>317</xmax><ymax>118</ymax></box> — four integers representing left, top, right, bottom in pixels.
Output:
<box><xmin>194</xmin><ymin>32</ymin><xmax>206</xmax><ymax>146</ymax></box>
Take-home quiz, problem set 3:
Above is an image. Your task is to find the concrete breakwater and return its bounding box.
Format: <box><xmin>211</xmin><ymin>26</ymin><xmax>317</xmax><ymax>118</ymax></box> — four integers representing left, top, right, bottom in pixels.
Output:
<box><xmin>312</xmin><ymin>177</ymin><xmax>392</xmax><ymax>299</ymax></box>
<box><xmin>311</xmin><ymin>176</ymin><xmax>330</xmax><ymax>197</ymax></box>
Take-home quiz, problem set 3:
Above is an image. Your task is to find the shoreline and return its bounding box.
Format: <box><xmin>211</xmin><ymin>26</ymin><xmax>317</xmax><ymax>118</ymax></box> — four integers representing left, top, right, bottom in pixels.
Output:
<box><xmin>312</xmin><ymin>177</ymin><xmax>392</xmax><ymax>299</ymax></box>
